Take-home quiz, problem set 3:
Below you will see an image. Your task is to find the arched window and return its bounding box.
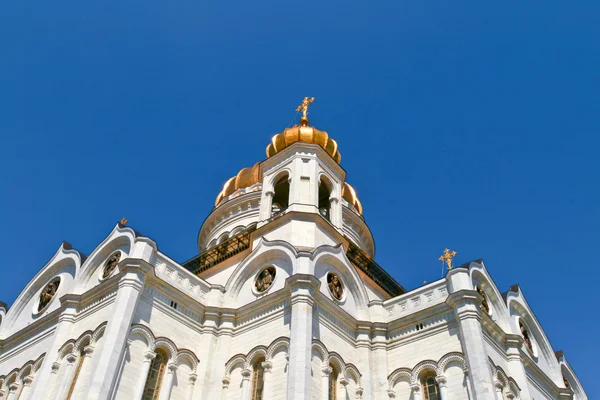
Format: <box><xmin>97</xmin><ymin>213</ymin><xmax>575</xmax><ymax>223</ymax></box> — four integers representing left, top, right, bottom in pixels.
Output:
<box><xmin>421</xmin><ymin>372</ymin><xmax>440</xmax><ymax>400</ymax></box>
<box><xmin>328</xmin><ymin>364</ymin><xmax>338</xmax><ymax>400</ymax></box>
<box><xmin>271</xmin><ymin>174</ymin><xmax>290</xmax><ymax>216</ymax></box>
<box><xmin>142</xmin><ymin>349</ymin><xmax>168</xmax><ymax>400</ymax></box>
<box><xmin>66</xmin><ymin>348</ymin><xmax>86</xmax><ymax>400</ymax></box>
<box><xmin>318</xmin><ymin>177</ymin><xmax>332</xmax><ymax>221</ymax></box>
<box><xmin>251</xmin><ymin>357</ymin><xmax>265</xmax><ymax>400</ymax></box>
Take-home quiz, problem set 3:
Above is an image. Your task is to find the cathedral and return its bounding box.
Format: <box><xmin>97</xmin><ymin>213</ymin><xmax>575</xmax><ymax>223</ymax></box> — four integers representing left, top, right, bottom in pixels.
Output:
<box><xmin>0</xmin><ymin>99</ymin><xmax>587</xmax><ymax>400</ymax></box>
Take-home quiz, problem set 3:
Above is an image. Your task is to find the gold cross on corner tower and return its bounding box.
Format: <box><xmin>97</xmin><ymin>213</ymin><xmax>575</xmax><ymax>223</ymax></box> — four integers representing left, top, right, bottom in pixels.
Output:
<box><xmin>296</xmin><ymin>96</ymin><xmax>315</xmax><ymax>126</ymax></box>
<box><xmin>439</xmin><ymin>248</ymin><xmax>457</xmax><ymax>270</ymax></box>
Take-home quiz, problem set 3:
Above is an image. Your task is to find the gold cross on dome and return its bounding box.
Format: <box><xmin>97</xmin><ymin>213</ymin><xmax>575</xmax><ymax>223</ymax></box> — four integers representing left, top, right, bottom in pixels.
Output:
<box><xmin>119</xmin><ymin>217</ymin><xmax>128</xmax><ymax>226</ymax></box>
<box><xmin>296</xmin><ymin>96</ymin><xmax>315</xmax><ymax>118</ymax></box>
<box><xmin>439</xmin><ymin>248</ymin><xmax>457</xmax><ymax>270</ymax></box>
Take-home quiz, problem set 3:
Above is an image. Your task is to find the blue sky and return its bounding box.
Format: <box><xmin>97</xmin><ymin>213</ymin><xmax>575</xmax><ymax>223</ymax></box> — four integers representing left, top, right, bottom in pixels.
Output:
<box><xmin>1</xmin><ymin>0</ymin><xmax>598</xmax><ymax>395</ymax></box>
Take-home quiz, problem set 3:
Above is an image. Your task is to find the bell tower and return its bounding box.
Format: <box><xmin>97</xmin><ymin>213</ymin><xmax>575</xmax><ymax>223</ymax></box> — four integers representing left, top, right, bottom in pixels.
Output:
<box><xmin>198</xmin><ymin>97</ymin><xmax>373</xmax><ymax>256</ymax></box>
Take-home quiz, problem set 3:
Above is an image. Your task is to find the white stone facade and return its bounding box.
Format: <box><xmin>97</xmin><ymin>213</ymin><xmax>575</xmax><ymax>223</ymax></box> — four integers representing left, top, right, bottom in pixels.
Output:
<box><xmin>0</xmin><ymin>140</ymin><xmax>587</xmax><ymax>400</ymax></box>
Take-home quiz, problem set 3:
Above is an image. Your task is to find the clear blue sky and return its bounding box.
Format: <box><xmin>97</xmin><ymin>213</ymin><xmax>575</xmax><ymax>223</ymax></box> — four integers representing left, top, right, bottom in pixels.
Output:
<box><xmin>1</xmin><ymin>0</ymin><xmax>598</xmax><ymax>395</ymax></box>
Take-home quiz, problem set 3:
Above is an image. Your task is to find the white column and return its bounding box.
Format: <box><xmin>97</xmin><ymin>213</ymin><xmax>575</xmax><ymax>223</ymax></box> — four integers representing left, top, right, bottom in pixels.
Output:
<box><xmin>220</xmin><ymin>377</ymin><xmax>230</xmax><ymax>400</ymax></box>
<box><xmin>72</xmin><ymin>345</ymin><xmax>95</xmax><ymax>400</ymax></box>
<box><xmin>329</xmin><ymin>196</ymin><xmax>341</xmax><ymax>228</ymax></box>
<box><xmin>464</xmin><ymin>369</ymin><xmax>474</xmax><ymax>400</ymax></box>
<box><xmin>436</xmin><ymin>376</ymin><xmax>449</xmax><ymax>400</ymax></box>
<box><xmin>5</xmin><ymin>383</ymin><xmax>20</xmax><ymax>400</ymax></box>
<box><xmin>410</xmin><ymin>384</ymin><xmax>422</xmax><ymax>400</ymax></box>
<box><xmin>339</xmin><ymin>377</ymin><xmax>349</xmax><ymax>400</ymax></box>
<box><xmin>55</xmin><ymin>353</ymin><xmax>77</xmax><ymax>400</ymax></box>
<box><xmin>87</xmin><ymin>261</ymin><xmax>152</xmax><ymax>400</ymax></box>
<box><xmin>321</xmin><ymin>366</ymin><xmax>332</xmax><ymax>400</ymax></box>
<box><xmin>258</xmin><ymin>190</ymin><xmax>275</xmax><ymax>223</ymax></box>
<box><xmin>356</xmin><ymin>387</ymin><xmax>364</xmax><ymax>400</ymax></box>
<box><xmin>18</xmin><ymin>376</ymin><xmax>34</xmax><ymax>400</ymax></box>
<box><xmin>133</xmin><ymin>351</ymin><xmax>156</xmax><ymax>400</ymax></box>
<box><xmin>240</xmin><ymin>369</ymin><xmax>252</xmax><ymax>400</ymax></box>
<box><xmin>371</xmin><ymin>324</ymin><xmax>389</xmax><ymax>400</ymax></box>
<box><xmin>494</xmin><ymin>382</ymin><xmax>504</xmax><ymax>400</ymax></box>
<box><xmin>29</xmin><ymin>296</ymin><xmax>79</xmax><ymax>399</ymax></box>
<box><xmin>158</xmin><ymin>363</ymin><xmax>178</xmax><ymax>400</ymax></box>
<box><xmin>187</xmin><ymin>373</ymin><xmax>197</xmax><ymax>400</ymax></box>
<box><xmin>356</xmin><ymin>323</ymin><xmax>372</xmax><ymax>400</ymax></box>
<box><xmin>200</xmin><ymin>311</ymin><xmax>234</xmax><ymax>400</ymax></box>
<box><xmin>446</xmin><ymin>287</ymin><xmax>497</xmax><ymax>400</ymax></box>
<box><xmin>285</xmin><ymin>275</ymin><xmax>320</xmax><ymax>400</ymax></box>
<box><xmin>504</xmin><ymin>334</ymin><xmax>532</xmax><ymax>399</ymax></box>
<box><xmin>261</xmin><ymin>361</ymin><xmax>273</xmax><ymax>400</ymax></box>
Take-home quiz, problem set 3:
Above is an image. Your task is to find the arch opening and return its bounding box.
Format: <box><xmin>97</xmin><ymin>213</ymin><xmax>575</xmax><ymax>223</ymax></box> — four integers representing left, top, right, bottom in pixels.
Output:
<box><xmin>318</xmin><ymin>177</ymin><xmax>333</xmax><ymax>221</ymax></box>
<box><xmin>271</xmin><ymin>174</ymin><xmax>290</xmax><ymax>216</ymax></box>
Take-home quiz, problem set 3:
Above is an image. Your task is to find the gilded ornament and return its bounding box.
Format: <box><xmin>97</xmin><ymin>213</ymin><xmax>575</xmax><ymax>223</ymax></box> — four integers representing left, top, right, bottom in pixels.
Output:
<box><xmin>439</xmin><ymin>248</ymin><xmax>457</xmax><ymax>270</ymax></box>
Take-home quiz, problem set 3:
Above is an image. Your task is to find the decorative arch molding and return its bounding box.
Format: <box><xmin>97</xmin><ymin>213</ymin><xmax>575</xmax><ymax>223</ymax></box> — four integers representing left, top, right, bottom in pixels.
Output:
<box><xmin>489</xmin><ymin>358</ymin><xmax>521</xmax><ymax>398</ymax></box>
<box><xmin>310</xmin><ymin>339</ymin><xmax>362</xmax><ymax>388</ymax></box>
<box><xmin>505</xmin><ymin>286</ymin><xmax>562</xmax><ymax>380</ymax></box>
<box><xmin>387</xmin><ymin>352</ymin><xmax>467</xmax><ymax>388</ymax></box>
<box><xmin>0</xmin><ymin>242</ymin><xmax>82</xmax><ymax>336</ymax></box>
<box><xmin>223</xmin><ymin>336</ymin><xmax>290</xmax><ymax>378</ymax></box>
<box><xmin>55</xmin><ymin>321</ymin><xmax>108</xmax><ymax>363</ymax></box>
<box><xmin>127</xmin><ymin>324</ymin><xmax>199</xmax><ymax>371</ymax></box>
<box><xmin>223</xmin><ymin>237</ymin><xmax>297</xmax><ymax>305</ymax></box>
<box><xmin>0</xmin><ymin>352</ymin><xmax>45</xmax><ymax>391</ymax></box>
<box><xmin>469</xmin><ymin>261</ymin><xmax>511</xmax><ymax>330</ymax></box>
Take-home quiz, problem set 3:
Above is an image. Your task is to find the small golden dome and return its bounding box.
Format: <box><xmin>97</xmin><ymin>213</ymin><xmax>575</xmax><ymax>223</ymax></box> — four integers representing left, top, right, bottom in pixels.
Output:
<box><xmin>342</xmin><ymin>182</ymin><xmax>363</xmax><ymax>214</ymax></box>
<box><xmin>215</xmin><ymin>162</ymin><xmax>263</xmax><ymax>206</ymax></box>
<box><xmin>266</xmin><ymin>123</ymin><xmax>341</xmax><ymax>164</ymax></box>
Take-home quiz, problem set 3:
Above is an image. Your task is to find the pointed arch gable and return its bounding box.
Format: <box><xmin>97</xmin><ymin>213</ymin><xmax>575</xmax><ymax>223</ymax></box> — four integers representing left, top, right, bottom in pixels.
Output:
<box><xmin>469</xmin><ymin>261</ymin><xmax>511</xmax><ymax>330</ymax></box>
<box><xmin>1</xmin><ymin>242</ymin><xmax>82</xmax><ymax>337</ymax></box>
<box><xmin>75</xmin><ymin>224</ymin><xmax>138</xmax><ymax>293</ymax></box>
<box><xmin>222</xmin><ymin>237</ymin><xmax>297</xmax><ymax>307</ymax></box>
<box><xmin>312</xmin><ymin>244</ymin><xmax>370</xmax><ymax>318</ymax></box>
<box><xmin>506</xmin><ymin>287</ymin><xmax>562</xmax><ymax>381</ymax></box>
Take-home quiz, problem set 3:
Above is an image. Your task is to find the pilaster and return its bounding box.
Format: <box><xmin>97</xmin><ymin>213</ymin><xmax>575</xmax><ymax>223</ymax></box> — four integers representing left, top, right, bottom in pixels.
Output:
<box><xmin>447</xmin><ymin>289</ymin><xmax>496</xmax><ymax>400</ymax></box>
<box><xmin>285</xmin><ymin>274</ymin><xmax>320</xmax><ymax>400</ymax></box>
<box><xmin>86</xmin><ymin>260</ymin><xmax>153</xmax><ymax>400</ymax></box>
<box><xmin>371</xmin><ymin>323</ymin><xmax>389</xmax><ymax>400</ymax></box>
<box><xmin>29</xmin><ymin>295</ymin><xmax>79</xmax><ymax>399</ymax></box>
<box><xmin>356</xmin><ymin>322</ymin><xmax>373</xmax><ymax>400</ymax></box>
<box><xmin>504</xmin><ymin>334</ymin><xmax>532</xmax><ymax>399</ymax></box>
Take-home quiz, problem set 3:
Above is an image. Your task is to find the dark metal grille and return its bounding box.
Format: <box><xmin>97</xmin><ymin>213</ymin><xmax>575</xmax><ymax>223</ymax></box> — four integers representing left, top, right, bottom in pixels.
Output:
<box><xmin>345</xmin><ymin>240</ymin><xmax>406</xmax><ymax>297</ymax></box>
<box><xmin>183</xmin><ymin>224</ymin><xmax>257</xmax><ymax>275</ymax></box>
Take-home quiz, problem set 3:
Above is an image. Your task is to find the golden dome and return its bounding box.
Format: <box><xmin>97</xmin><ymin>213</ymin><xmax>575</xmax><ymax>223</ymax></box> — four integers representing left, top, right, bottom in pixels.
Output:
<box><xmin>266</xmin><ymin>120</ymin><xmax>341</xmax><ymax>164</ymax></box>
<box><xmin>215</xmin><ymin>162</ymin><xmax>263</xmax><ymax>206</ymax></box>
<box><xmin>342</xmin><ymin>182</ymin><xmax>363</xmax><ymax>214</ymax></box>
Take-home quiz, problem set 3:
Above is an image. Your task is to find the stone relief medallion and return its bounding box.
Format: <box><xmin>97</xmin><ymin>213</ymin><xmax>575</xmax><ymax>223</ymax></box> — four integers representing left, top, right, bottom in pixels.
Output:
<box><xmin>255</xmin><ymin>266</ymin><xmax>276</xmax><ymax>293</ymax></box>
<box><xmin>327</xmin><ymin>272</ymin><xmax>344</xmax><ymax>301</ymax></box>
<box><xmin>38</xmin><ymin>277</ymin><xmax>61</xmax><ymax>313</ymax></box>
<box><xmin>102</xmin><ymin>251</ymin><xmax>122</xmax><ymax>279</ymax></box>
